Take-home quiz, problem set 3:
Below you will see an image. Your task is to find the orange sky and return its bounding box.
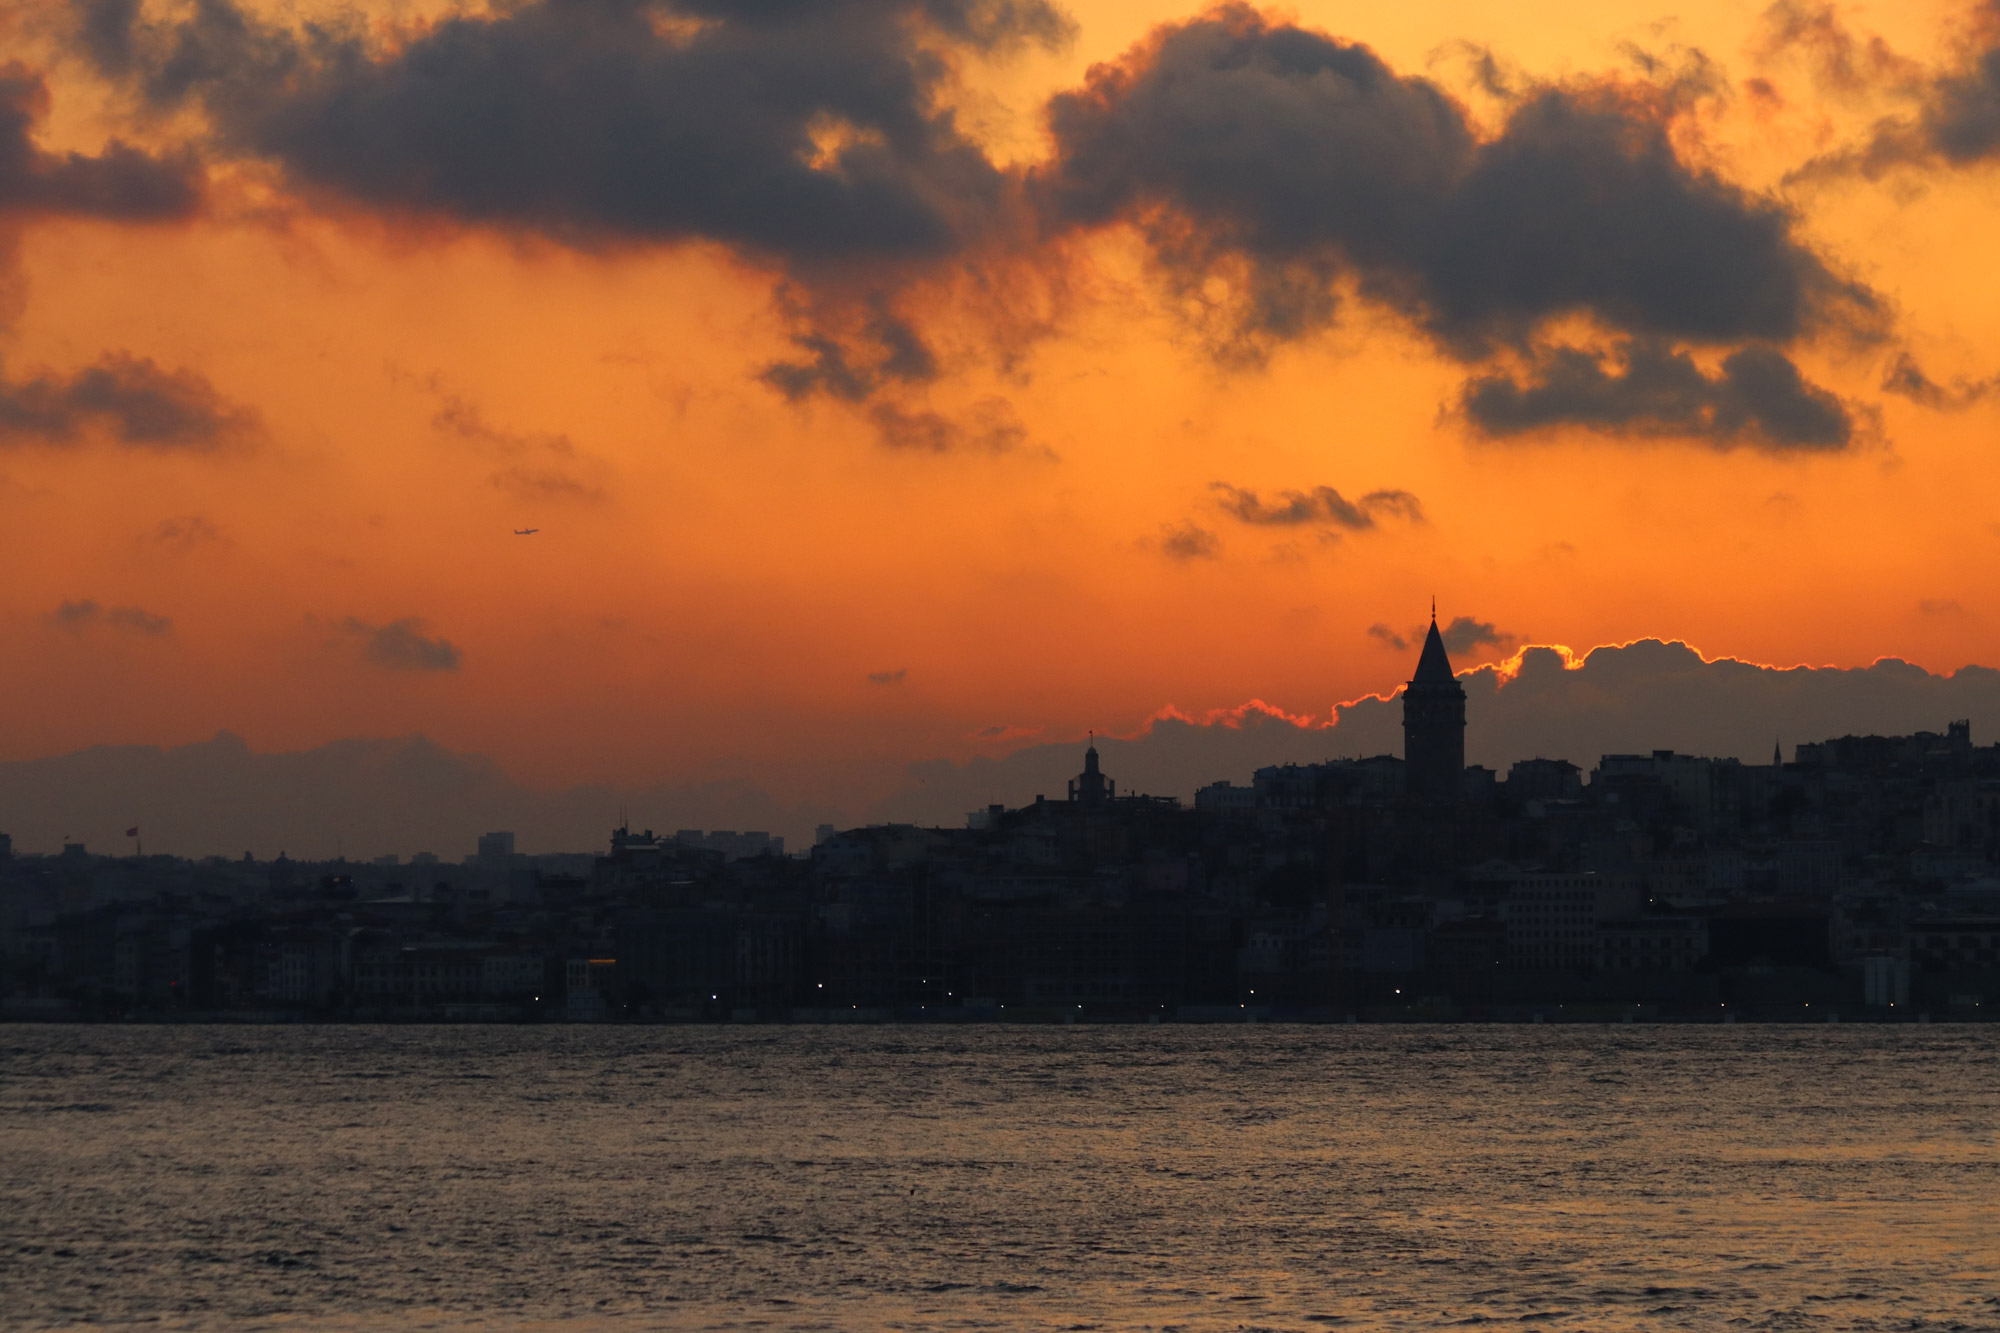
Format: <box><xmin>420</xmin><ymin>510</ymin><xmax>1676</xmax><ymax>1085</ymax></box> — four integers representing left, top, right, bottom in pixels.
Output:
<box><xmin>2</xmin><ymin>0</ymin><xmax>1997</xmax><ymax>813</ymax></box>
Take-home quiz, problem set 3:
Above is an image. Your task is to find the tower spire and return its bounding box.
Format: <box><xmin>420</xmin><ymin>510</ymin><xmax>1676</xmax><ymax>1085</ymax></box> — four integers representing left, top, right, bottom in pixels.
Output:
<box><xmin>1404</xmin><ymin>600</ymin><xmax>1466</xmax><ymax>803</ymax></box>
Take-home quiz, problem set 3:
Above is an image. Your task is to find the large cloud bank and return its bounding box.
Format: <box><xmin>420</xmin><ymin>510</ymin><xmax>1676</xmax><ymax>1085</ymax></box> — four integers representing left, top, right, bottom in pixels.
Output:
<box><xmin>0</xmin><ymin>732</ymin><xmax>837</xmax><ymax>861</ymax></box>
<box><xmin>51</xmin><ymin>0</ymin><xmax>1932</xmax><ymax>449</ymax></box>
<box><xmin>875</xmin><ymin>640</ymin><xmax>2000</xmax><ymax>825</ymax></box>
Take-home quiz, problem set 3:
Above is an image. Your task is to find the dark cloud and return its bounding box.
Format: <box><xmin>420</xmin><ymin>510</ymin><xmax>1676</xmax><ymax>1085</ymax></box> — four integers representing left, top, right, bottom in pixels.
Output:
<box><xmin>876</xmin><ymin>641</ymin><xmax>2000</xmax><ymax>833</ymax></box>
<box><xmin>870</xmin><ymin>638</ymin><xmax>2000</xmax><ymax>826</ymax></box>
<box><xmin>1156</xmin><ymin>519</ymin><xmax>1221</xmax><ymax>561</ymax></box>
<box><xmin>77</xmin><ymin>0</ymin><xmax>1067</xmax><ymax>266</ymax></box>
<box><xmin>1460</xmin><ymin>341</ymin><xmax>1858</xmax><ymax>450</ymax></box>
<box><xmin>432</xmin><ymin>393</ymin><xmax>578</xmax><ymax>457</ymax></box>
<box><xmin>343</xmin><ymin>617</ymin><xmax>461</xmax><ymax>672</ymax></box>
<box><xmin>1369</xmin><ymin>615</ymin><xmax>1514</xmax><ymax>658</ymax></box>
<box><xmin>1790</xmin><ymin>2</ymin><xmax>2000</xmax><ymax>176</ymax></box>
<box><xmin>1438</xmin><ymin>615</ymin><xmax>1514</xmax><ymax>656</ymax></box>
<box><xmin>971</xmin><ymin>722</ymin><xmax>1040</xmax><ymax>742</ymax></box>
<box><xmin>490</xmin><ymin>466</ymin><xmax>603</xmax><ymax>503</ymax></box>
<box><xmin>1918</xmin><ymin>598</ymin><xmax>1965</xmax><ymax>616</ymax></box>
<box><xmin>13</xmin><ymin>644</ymin><xmax>2000</xmax><ymax>857</ymax></box>
<box><xmin>1881</xmin><ymin>352</ymin><xmax>2000</xmax><ymax>410</ymax></box>
<box><xmin>867</xmin><ymin>396</ymin><xmax>1027</xmax><ymax>452</ymax></box>
<box><xmin>1325</xmin><ymin>639</ymin><xmax>2000</xmax><ymax>777</ymax></box>
<box><xmin>47</xmin><ymin>598</ymin><xmax>173</xmax><ymax>635</ymax></box>
<box><xmin>75</xmin><ymin>0</ymin><xmax>1075</xmax><ymax>426</ymax></box>
<box><xmin>148</xmin><ymin>514</ymin><xmax>226</xmax><ymax>550</ymax></box>
<box><xmin>1923</xmin><ymin>40</ymin><xmax>2000</xmax><ymax>164</ymax></box>
<box><xmin>0</xmin><ymin>352</ymin><xmax>254</xmax><ymax>449</ymax></box>
<box><xmin>867</xmin><ymin>668</ymin><xmax>908</xmax><ymax>685</ymax></box>
<box><xmin>1210</xmin><ymin>482</ymin><xmax>1423</xmax><ymax>528</ymax></box>
<box><xmin>1751</xmin><ymin>2</ymin><xmax>1923</xmax><ymax>100</ymax></box>
<box><xmin>1367</xmin><ymin>622</ymin><xmax>1409</xmax><ymax>651</ymax></box>
<box><xmin>1035</xmin><ymin>6</ymin><xmax>1874</xmax><ymax>359</ymax></box>
<box><xmin>0</xmin><ymin>730</ymin><xmax>840</xmax><ymax>858</ymax></box>
<box><xmin>426</xmin><ymin>387</ymin><xmax>605</xmax><ymax>500</ymax></box>
<box><xmin>760</xmin><ymin>310</ymin><xmax>939</xmax><ymax>403</ymax></box>
<box><xmin>761</xmin><ymin>335</ymin><xmax>877</xmax><ymax>404</ymax></box>
<box><xmin>0</xmin><ymin>63</ymin><xmax>201</xmax><ymax>221</ymax></box>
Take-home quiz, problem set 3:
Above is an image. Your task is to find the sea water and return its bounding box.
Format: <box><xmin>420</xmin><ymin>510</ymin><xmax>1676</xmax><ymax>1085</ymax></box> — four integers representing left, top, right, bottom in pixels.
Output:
<box><xmin>2</xmin><ymin>1023</ymin><xmax>1996</xmax><ymax>1330</ymax></box>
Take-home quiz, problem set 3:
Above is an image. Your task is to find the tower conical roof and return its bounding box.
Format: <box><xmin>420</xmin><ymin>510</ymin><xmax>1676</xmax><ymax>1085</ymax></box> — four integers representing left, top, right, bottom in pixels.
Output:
<box><xmin>1412</xmin><ymin>616</ymin><xmax>1456</xmax><ymax>685</ymax></box>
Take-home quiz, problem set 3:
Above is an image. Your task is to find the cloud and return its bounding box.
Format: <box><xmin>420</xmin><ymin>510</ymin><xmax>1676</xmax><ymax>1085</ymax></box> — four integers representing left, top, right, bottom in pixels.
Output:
<box><xmin>1155</xmin><ymin>519</ymin><xmax>1221</xmax><ymax>561</ymax></box>
<box><xmin>866</xmin><ymin>396</ymin><xmax>1029</xmax><ymax>453</ymax></box>
<box><xmin>432</xmin><ymin>393</ymin><xmax>577</xmax><ymax>457</ymax></box>
<box><xmin>0</xmin><ymin>352</ymin><xmax>255</xmax><ymax>449</ymax></box>
<box><xmin>1881</xmin><ymin>352</ymin><xmax>2000</xmax><ymax>410</ymax></box>
<box><xmin>1438</xmin><ymin>615</ymin><xmax>1515</xmax><ymax>656</ymax></box>
<box><xmin>1788</xmin><ymin>1</ymin><xmax>2000</xmax><ymax>177</ymax></box>
<box><xmin>971</xmin><ymin>722</ymin><xmax>1042</xmax><ymax>742</ymax></box>
<box><xmin>11</xmin><ymin>643</ymin><xmax>2000</xmax><ymax>856</ymax></box>
<box><xmin>1921</xmin><ymin>36</ymin><xmax>2000</xmax><ymax>166</ymax></box>
<box><xmin>147</xmin><ymin>514</ymin><xmax>226</xmax><ymax>550</ymax></box>
<box><xmin>425</xmin><ymin>386</ymin><xmax>607</xmax><ymax>500</ymax></box>
<box><xmin>342</xmin><ymin>617</ymin><xmax>461</xmax><ymax>672</ymax></box>
<box><xmin>46</xmin><ymin>598</ymin><xmax>172</xmax><ymax>635</ymax></box>
<box><xmin>878</xmin><ymin>639</ymin><xmax>2000</xmax><ymax>826</ymax></box>
<box><xmin>1324</xmin><ymin>639</ymin><xmax>2000</xmax><ymax>773</ymax></box>
<box><xmin>760</xmin><ymin>308</ymin><xmax>939</xmax><ymax>403</ymax></box>
<box><xmin>1367</xmin><ymin>622</ymin><xmax>1409</xmax><ymax>652</ymax></box>
<box><xmin>67</xmin><ymin>0</ymin><xmax>1902</xmax><ymax>459</ymax></box>
<box><xmin>878</xmin><ymin>699</ymin><xmax>1339</xmax><ymax>824</ymax></box>
<box><xmin>1211</xmin><ymin>482</ymin><xmax>1423</xmax><ymax>528</ymax></box>
<box><xmin>1751</xmin><ymin>1</ymin><xmax>1924</xmax><ymax>101</ymax></box>
<box><xmin>1460</xmin><ymin>341</ymin><xmax>1860</xmax><ymax>450</ymax></box>
<box><xmin>867</xmin><ymin>668</ymin><xmax>908</xmax><ymax>685</ymax></box>
<box><xmin>1370</xmin><ymin>615</ymin><xmax>1515</xmax><ymax>658</ymax></box>
<box><xmin>76</xmin><ymin>0</ymin><xmax>1066</xmax><ymax>267</ymax></box>
<box><xmin>1918</xmin><ymin>597</ymin><xmax>1965</xmax><ymax>616</ymax></box>
<box><xmin>490</xmin><ymin>466</ymin><xmax>603</xmax><ymax>502</ymax></box>
<box><xmin>1034</xmin><ymin>6</ymin><xmax>1876</xmax><ymax>361</ymax></box>
<box><xmin>0</xmin><ymin>63</ymin><xmax>201</xmax><ymax>222</ymax></box>
<box><xmin>0</xmin><ymin>730</ymin><xmax>841</xmax><ymax>857</ymax></box>
<box><xmin>761</xmin><ymin>335</ymin><xmax>881</xmax><ymax>404</ymax></box>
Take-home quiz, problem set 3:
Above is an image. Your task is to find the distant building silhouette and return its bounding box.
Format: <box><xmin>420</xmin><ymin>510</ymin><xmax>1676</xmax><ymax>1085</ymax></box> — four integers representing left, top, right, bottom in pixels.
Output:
<box><xmin>1068</xmin><ymin>742</ymin><xmax>1115</xmax><ymax>807</ymax></box>
<box><xmin>1403</xmin><ymin>611</ymin><xmax>1466</xmax><ymax>801</ymax></box>
<box><xmin>1508</xmin><ymin>757</ymin><xmax>1582</xmax><ymax>802</ymax></box>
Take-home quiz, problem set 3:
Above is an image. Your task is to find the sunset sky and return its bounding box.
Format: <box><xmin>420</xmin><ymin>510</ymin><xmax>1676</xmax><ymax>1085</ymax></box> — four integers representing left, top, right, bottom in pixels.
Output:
<box><xmin>4</xmin><ymin>0</ymin><xmax>1999</xmax><ymax>828</ymax></box>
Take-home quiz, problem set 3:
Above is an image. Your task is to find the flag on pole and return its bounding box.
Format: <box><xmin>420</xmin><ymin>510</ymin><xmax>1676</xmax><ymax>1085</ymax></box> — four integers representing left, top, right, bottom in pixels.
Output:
<box><xmin>126</xmin><ymin>827</ymin><xmax>139</xmax><ymax>837</ymax></box>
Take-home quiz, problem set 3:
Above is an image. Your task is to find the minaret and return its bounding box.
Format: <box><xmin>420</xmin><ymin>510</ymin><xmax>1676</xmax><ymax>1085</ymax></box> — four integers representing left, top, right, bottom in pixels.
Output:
<box><xmin>1402</xmin><ymin>609</ymin><xmax>1466</xmax><ymax>802</ymax></box>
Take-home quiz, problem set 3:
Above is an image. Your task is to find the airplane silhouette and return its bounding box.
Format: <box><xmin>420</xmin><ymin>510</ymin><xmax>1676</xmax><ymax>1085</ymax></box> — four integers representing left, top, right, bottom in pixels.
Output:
<box><xmin>514</xmin><ymin>528</ymin><xmax>539</xmax><ymax>535</ymax></box>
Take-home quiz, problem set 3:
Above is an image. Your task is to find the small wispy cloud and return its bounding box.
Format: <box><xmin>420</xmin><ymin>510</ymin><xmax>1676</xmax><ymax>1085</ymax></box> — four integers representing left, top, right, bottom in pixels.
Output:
<box><xmin>1440</xmin><ymin>616</ymin><xmax>1516</xmax><ymax>655</ymax></box>
<box><xmin>0</xmin><ymin>355</ymin><xmax>255</xmax><ymax>450</ymax></box>
<box><xmin>146</xmin><ymin>514</ymin><xmax>227</xmax><ymax>551</ymax></box>
<box><xmin>1370</xmin><ymin>615</ymin><xmax>1519</xmax><ymax>659</ymax></box>
<box><xmin>342</xmin><ymin>617</ymin><xmax>461</xmax><ymax>671</ymax></box>
<box><xmin>46</xmin><ymin>598</ymin><xmax>173</xmax><ymax>636</ymax></box>
<box><xmin>1367</xmin><ymin>622</ymin><xmax>1409</xmax><ymax>651</ymax></box>
<box><xmin>1155</xmin><ymin>520</ymin><xmax>1221</xmax><ymax>561</ymax></box>
<box><xmin>1211</xmin><ymin>483</ymin><xmax>1424</xmax><ymax>529</ymax></box>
